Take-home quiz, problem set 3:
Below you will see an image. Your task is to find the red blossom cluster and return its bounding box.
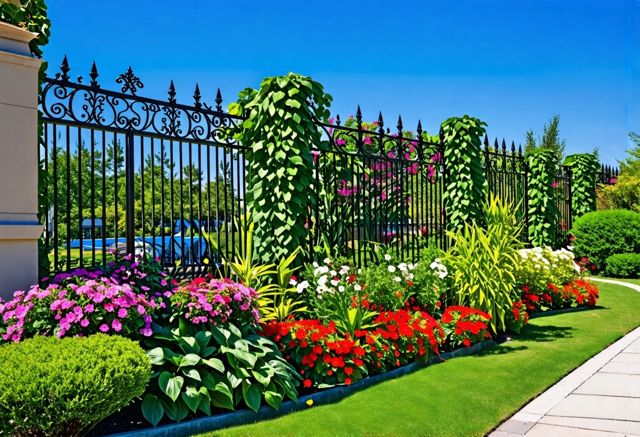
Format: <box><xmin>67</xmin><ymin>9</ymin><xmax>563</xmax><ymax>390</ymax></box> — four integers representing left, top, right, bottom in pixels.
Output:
<box><xmin>261</xmin><ymin>310</ymin><xmax>444</xmax><ymax>388</ymax></box>
<box><xmin>521</xmin><ymin>279</ymin><xmax>599</xmax><ymax>312</ymax></box>
<box><xmin>439</xmin><ymin>306</ymin><xmax>491</xmax><ymax>348</ymax></box>
<box><xmin>563</xmin><ymin>279</ymin><xmax>599</xmax><ymax>307</ymax></box>
<box><xmin>507</xmin><ymin>300</ymin><xmax>529</xmax><ymax>333</ymax></box>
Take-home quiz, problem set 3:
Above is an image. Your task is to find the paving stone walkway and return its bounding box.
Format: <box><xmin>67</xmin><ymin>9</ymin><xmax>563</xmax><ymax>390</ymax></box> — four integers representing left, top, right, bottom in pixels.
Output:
<box><xmin>491</xmin><ymin>278</ymin><xmax>640</xmax><ymax>437</ymax></box>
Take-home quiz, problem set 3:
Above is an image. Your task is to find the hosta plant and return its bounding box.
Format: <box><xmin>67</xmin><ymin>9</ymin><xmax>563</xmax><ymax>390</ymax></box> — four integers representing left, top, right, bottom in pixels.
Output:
<box><xmin>142</xmin><ymin>323</ymin><xmax>300</xmax><ymax>426</ymax></box>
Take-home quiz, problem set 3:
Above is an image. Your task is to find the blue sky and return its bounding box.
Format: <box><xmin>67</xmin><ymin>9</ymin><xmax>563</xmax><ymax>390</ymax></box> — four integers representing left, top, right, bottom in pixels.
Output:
<box><xmin>44</xmin><ymin>0</ymin><xmax>638</xmax><ymax>164</ymax></box>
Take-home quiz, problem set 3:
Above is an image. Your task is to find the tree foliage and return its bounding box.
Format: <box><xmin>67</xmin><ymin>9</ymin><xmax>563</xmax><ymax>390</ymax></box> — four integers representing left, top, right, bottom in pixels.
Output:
<box><xmin>524</xmin><ymin>115</ymin><xmax>566</xmax><ymax>162</ymax></box>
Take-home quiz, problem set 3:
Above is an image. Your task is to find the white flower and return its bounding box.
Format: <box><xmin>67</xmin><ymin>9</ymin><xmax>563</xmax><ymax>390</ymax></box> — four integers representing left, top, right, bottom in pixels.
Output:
<box><xmin>394</xmin><ymin>276</ymin><xmax>402</xmax><ymax>282</ymax></box>
<box><xmin>384</xmin><ymin>254</ymin><xmax>392</xmax><ymax>261</ymax></box>
<box><xmin>354</xmin><ymin>284</ymin><xmax>361</xmax><ymax>291</ymax></box>
<box><xmin>338</xmin><ymin>285</ymin><xmax>345</xmax><ymax>292</ymax></box>
<box><xmin>339</xmin><ymin>265</ymin><xmax>350</xmax><ymax>275</ymax></box>
<box><xmin>324</xmin><ymin>258</ymin><xmax>332</xmax><ymax>265</ymax></box>
<box><xmin>296</xmin><ymin>281</ymin><xmax>309</xmax><ymax>293</ymax></box>
<box><xmin>312</xmin><ymin>262</ymin><xmax>319</xmax><ymax>268</ymax></box>
<box><xmin>289</xmin><ymin>278</ymin><xmax>298</xmax><ymax>286</ymax></box>
<box><xmin>388</xmin><ymin>265</ymin><xmax>396</xmax><ymax>273</ymax></box>
<box><xmin>408</xmin><ymin>263</ymin><xmax>415</xmax><ymax>270</ymax></box>
<box><xmin>398</xmin><ymin>262</ymin><xmax>408</xmax><ymax>271</ymax></box>
<box><xmin>330</xmin><ymin>279</ymin><xmax>340</xmax><ymax>286</ymax></box>
<box><xmin>330</xmin><ymin>270</ymin><xmax>337</xmax><ymax>277</ymax></box>
<box><xmin>318</xmin><ymin>275</ymin><xmax>327</xmax><ymax>286</ymax></box>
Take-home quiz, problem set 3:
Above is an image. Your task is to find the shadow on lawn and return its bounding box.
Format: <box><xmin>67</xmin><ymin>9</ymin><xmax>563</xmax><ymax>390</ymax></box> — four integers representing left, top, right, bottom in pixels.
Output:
<box><xmin>518</xmin><ymin>324</ymin><xmax>574</xmax><ymax>342</ymax></box>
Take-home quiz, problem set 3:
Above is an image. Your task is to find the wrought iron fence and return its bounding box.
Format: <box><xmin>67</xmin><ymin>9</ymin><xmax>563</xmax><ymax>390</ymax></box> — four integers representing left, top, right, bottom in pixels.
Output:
<box><xmin>598</xmin><ymin>164</ymin><xmax>620</xmax><ymax>185</ymax></box>
<box><xmin>483</xmin><ymin>136</ymin><xmax>528</xmax><ymax>236</ymax></box>
<box><xmin>40</xmin><ymin>58</ymin><xmax>247</xmax><ymax>276</ymax></box>
<box><xmin>39</xmin><ymin>58</ymin><xmax>616</xmax><ymax>275</ymax></box>
<box><xmin>310</xmin><ymin>109</ymin><xmax>444</xmax><ymax>266</ymax></box>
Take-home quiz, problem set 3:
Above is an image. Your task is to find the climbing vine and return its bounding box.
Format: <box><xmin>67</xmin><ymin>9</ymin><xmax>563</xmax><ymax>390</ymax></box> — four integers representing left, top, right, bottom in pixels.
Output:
<box><xmin>440</xmin><ymin>116</ymin><xmax>488</xmax><ymax>231</ymax></box>
<box><xmin>230</xmin><ymin>74</ymin><xmax>332</xmax><ymax>263</ymax></box>
<box><xmin>526</xmin><ymin>148</ymin><xmax>559</xmax><ymax>247</ymax></box>
<box><xmin>564</xmin><ymin>153</ymin><xmax>599</xmax><ymax>218</ymax></box>
<box><xmin>0</xmin><ymin>0</ymin><xmax>50</xmax><ymax>58</ymax></box>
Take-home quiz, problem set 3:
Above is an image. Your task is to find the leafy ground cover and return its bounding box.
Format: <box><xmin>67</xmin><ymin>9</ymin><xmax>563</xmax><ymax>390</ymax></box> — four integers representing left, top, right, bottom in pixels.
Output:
<box><xmin>205</xmin><ymin>281</ymin><xmax>640</xmax><ymax>437</ymax></box>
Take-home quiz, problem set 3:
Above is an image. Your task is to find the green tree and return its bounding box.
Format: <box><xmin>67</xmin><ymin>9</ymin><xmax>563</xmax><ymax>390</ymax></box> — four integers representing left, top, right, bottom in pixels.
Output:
<box><xmin>524</xmin><ymin>115</ymin><xmax>566</xmax><ymax>161</ymax></box>
<box><xmin>599</xmin><ymin>132</ymin><xmax>640</xmax><ymax>212</ymax></box>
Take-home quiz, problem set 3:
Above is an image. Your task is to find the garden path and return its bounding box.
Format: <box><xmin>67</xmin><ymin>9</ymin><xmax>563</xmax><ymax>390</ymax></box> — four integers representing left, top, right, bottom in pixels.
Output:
<box><xmin>491</xmin><ymin>278</ymin><xmax>640</xmax><ymax>437</ymax></box>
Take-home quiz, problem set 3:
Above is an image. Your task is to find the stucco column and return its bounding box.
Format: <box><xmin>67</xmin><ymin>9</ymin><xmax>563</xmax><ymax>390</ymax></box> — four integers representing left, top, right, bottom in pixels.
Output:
<box><xmin>0</xmin><ymin>22</ymin><xmax>43</xmax><ymax>299</ymax></box>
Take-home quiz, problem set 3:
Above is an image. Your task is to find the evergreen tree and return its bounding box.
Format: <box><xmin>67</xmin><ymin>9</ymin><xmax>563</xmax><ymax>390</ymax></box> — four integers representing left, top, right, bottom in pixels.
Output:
<box><xmin>524</xmin><ymin>115</ymin><xmax>566</xmax><ymax>161</ymax></box>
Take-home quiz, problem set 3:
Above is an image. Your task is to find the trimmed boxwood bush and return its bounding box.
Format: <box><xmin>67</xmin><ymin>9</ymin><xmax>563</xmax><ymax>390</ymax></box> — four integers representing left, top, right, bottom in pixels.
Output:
<box><xmin>0</xmin><ymin>334</ymin><xmax>151</xmax><ymax>436</ymax></box>
<box><xmin>605</xmin><ymin>253</ymin><xmax>640</xmax><ymax>278</ymax></box>
<box><xmin>571</xmin><ymin>209</ymin><xmax>640</xmax><ymax>270</ymax></box>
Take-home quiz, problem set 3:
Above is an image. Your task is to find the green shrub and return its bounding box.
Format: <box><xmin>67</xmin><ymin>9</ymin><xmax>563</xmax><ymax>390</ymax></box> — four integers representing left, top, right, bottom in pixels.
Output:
<box><xmin>0</xmin><ymin>334</ymin><xmax>150</xmax><ymax>436</ymax></box>
<box><xmin>571</xmin><ymin>209</ymin><xmax>640</xmax><ymax>269</ymax></box>
<box><xmin>605</xmin><ymin>253</ymin><xmax>640</xmax><ymax>278</ymax></box>
<box><xmin>445</xmin><ymin>196</ymin><xmax>522</xmax><ymax>333</ymax></box>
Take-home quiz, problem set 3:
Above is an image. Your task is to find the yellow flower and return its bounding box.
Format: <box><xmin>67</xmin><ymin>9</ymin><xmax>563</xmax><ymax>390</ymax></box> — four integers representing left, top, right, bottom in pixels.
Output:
<box><xmin>305</xmin><ymin>399</ymin><xmax>314</xmax><ymax>407</ymax></box>
<box><xmin>203</xmin><ymin>258</ymin><xmax>210</xmax><ymax>265</ymax></box>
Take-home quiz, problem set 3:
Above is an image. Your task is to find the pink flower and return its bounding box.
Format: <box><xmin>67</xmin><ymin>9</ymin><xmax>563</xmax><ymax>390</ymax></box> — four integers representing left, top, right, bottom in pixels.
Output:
<box><xmin>99</xmin><ymin>324</ymin><xmax>109</xmax><ymax>333</ymax></box>
<box><xmin>111</xmin><ymin>319</ymin><xmax>122</xmax><ymax>332</ymax></box>
<box><xmin>117</xmin><ymin>308</ymin><xmax>128</xmax><ymax>318</ymax></box>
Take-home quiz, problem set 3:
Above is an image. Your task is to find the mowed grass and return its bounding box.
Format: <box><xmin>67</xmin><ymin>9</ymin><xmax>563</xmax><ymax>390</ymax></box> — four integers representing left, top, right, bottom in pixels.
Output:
<box><xmin>205</xmin><ymin>281</ymin><xmax>640</xmax><ymax>437</ymax></box>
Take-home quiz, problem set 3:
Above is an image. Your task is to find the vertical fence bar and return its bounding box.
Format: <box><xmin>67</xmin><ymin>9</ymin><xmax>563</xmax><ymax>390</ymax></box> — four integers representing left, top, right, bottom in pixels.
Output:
<box><xmin>125</xmin><ymin>130</ymin><xmax>136</xmax><ymax>256</ymax></box>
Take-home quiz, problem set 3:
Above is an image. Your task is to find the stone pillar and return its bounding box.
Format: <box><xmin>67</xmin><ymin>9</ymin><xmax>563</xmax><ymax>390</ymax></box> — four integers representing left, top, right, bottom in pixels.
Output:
<box><xmin>0</xmin><ymin>22</ymin><xmax>43</xmax><ymax>299</ymax></box>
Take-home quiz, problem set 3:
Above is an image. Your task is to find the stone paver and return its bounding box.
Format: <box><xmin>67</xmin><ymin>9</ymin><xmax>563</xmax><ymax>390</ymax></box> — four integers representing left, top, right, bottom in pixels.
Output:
<box><xmin>489</xmin><ymin>278</ymin><xmax>640</xmax><ymax>436</ymax></box>
<box><xmin>574</xmin><ymin>373</ymin><xmax>640</xmax><ymax>397</ymax></box>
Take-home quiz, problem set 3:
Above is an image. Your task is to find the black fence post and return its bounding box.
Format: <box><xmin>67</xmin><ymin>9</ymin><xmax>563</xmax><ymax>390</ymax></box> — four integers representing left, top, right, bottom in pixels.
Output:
<box><xmin>125</xmin><ymin>130</ymin><xmax>135</xmax><ymax>256</ymax></box>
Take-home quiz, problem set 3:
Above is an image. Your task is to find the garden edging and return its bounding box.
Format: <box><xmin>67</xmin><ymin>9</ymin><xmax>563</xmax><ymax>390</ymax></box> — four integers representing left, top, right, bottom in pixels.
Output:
<box><xmin>108</xmin><ymin>339</ymin><xmax>497</xmax><ymax>437</ymax></box>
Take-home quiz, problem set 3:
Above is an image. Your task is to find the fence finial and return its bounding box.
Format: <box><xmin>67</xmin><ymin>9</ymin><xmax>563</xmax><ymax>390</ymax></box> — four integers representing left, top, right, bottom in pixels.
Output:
<box><xmin>416</xmin><ymin>119</ymin><xmax>423</xmax><ymax>136</ymax></box>
<box><xmin>116</xmin><ymin>67</ymin><xmax>144</xmax><ymax>95</ymax></box>
<box><xmin>59</xmin><ymin>55</ymin><xmax>70</xmax><ymax>81</ymax></box>
<box><xmin>193</xmin><ymin>83</ymin><xmax>202</xmax><ymax>109</ymax></box>
<box><xmin>168</xmin><ymin>80</ymin><xmax>176</xmax><ymax>103</ymax></box>
<box><xmin>483</xmin><ymin>134</ymin><xmax>489</xmax><ymax>150</ymax></box>
<box><xmin>397</xmin><ymin>115</ymin><xmax>403</xmax><ymax>132</ymax></box>
<box><xmin>89</xmin><ymin>61</ymin><xmax>100</xmax><ymax>88</ymax></box>
<box><xmin>215</xmin><ymin>88</ymin><xmax>223</xmax><ymax>112</ymax></box>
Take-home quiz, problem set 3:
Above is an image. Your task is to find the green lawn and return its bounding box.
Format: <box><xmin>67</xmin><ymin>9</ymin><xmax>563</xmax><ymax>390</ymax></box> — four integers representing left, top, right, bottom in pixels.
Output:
<box><xmin>205</xmin><ymin>281</ymin><xmax>640</xmax><ymax>437</ymax></box>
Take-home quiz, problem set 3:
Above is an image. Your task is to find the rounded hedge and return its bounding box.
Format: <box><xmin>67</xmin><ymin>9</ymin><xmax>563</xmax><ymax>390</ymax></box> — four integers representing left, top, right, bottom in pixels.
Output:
<box><xmin>0</xmin><ymin>334</ymin><xmax>151</xmax><ymax>436</ymax></box>
<box><xmin>571</xmin><ymin>209</ymin><xmax>640</xmax><ymax>270</ymax></box>
<box><xmin>605</xmin><ymin>253</ymin><xmax>640</xmax><ymax>278</ymax></box>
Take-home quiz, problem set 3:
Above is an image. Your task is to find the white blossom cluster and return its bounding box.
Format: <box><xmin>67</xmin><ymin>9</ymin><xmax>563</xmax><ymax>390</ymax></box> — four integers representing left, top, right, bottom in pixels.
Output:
<box><xmin>429</xmin><ymin>258</ymin><xmax>449</xmax><ymax>279</ymax></box>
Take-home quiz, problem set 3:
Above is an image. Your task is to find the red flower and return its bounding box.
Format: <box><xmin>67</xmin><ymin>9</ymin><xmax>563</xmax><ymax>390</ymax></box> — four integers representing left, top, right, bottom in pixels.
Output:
<box><xmin>462</xmin><ymin>338</ymin><xmax>471</xmax><ymax>347</ymax></box>
<box><xmin>344</xmin><ymin>377</ymin><xmax>352</xmax><ymax>385</ymax></box>
<box><xmin>344</xmin><ymin>367</ymin><xmax>353</xmax><ymax>375</ymax></box>
<box><xmin>303</xmin><ymin>379</ymin><xmax>312</xmax><ymax>388</ymax></box>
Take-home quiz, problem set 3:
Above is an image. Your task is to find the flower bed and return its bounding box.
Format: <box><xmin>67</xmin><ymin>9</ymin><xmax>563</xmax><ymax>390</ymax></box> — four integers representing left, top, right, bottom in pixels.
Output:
<box><xmin>0</xmin><ymin>240</ymin><xmax>600</xmax><ymax>434</ymax></box>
